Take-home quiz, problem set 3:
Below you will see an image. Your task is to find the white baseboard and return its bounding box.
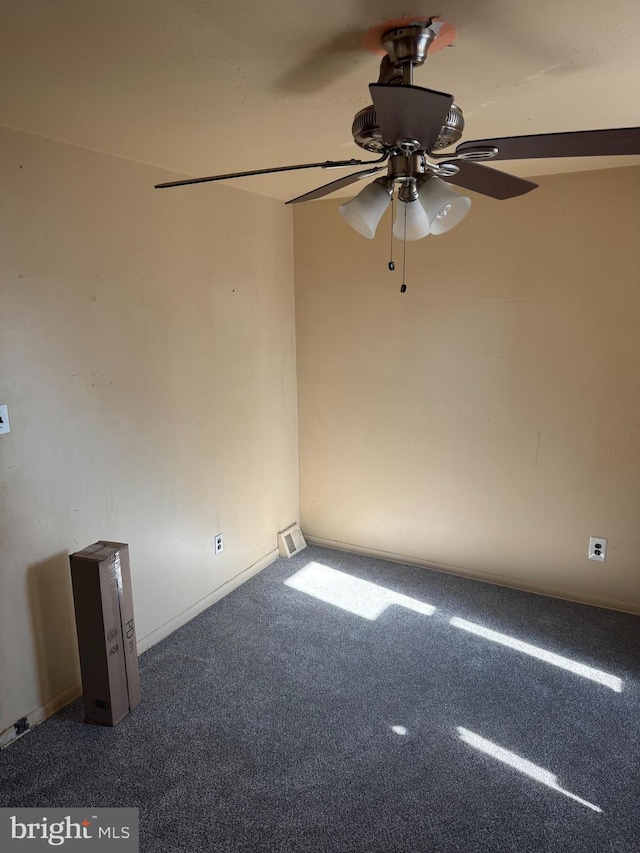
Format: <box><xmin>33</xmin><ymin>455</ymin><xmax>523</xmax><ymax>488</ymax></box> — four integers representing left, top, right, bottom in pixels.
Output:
<box><xmin>136</xmin><ymin>548</ymin><xmax>280</xmax><ymax>655</ymax></box>
<box><xmin>304</xmin><ymin>535</ymin><xmax>640</xmax><ymax>616</ymax></box>
<box><xmin>1</xmin><ymin>548</ymin><xmax>279</xmax><ymax>749</ymax></box>
<box><xmin>0</xmin><ymin>681</ymin><xmax>81</xmax><ymax>750</ymax></box>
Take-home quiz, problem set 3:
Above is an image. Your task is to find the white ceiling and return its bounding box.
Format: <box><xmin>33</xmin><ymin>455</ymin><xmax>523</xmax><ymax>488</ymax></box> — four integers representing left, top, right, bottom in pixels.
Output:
<box><xmin>1</xmin><ymin>0</ymin><xmax>639</xmax><ymax>201</ymax></box>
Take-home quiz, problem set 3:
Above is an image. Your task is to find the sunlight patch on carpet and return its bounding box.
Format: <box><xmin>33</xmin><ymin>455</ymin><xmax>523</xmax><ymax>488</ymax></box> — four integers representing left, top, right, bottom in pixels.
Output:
<box><xmin>450</xmin><ymin>617</ymin><xmax>623</xmax><ymax>692</ymax></box>
<box><xmin>457</xmin><ymin>727</ymin><xmax>602</xmax><ymax>812</ymax></box>
<box><xmin>285</xmin><ymin>562</ymin><xmax>436</xmax><ymax>621</ymax></box>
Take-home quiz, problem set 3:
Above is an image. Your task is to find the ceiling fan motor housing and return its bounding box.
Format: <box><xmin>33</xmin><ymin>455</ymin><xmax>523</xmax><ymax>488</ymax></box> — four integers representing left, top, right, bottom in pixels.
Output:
<box><xmin>352</xmin><ymin>102</ymin><xmax>464</xmax><ymax>153</ymax></box>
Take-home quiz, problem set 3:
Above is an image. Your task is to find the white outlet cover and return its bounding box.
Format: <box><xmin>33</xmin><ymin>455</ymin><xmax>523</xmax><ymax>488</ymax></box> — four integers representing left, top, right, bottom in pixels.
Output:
<box><xmin>0</xmin><ymin>404</ymin><xmax>9</xmax><ymax>435</ymax></box>
<box><xmin>588</xmin><ymin>536</ymin><xmax>607</xmax><ymax>562</ymax></box>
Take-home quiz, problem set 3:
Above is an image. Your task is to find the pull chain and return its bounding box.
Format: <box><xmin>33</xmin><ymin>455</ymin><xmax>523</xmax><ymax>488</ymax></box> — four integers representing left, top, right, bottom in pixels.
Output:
<box><xmin>388</xmin><ymin>193</ymin><xmax>395</xmax><ymax>271</ymax></box>
<box><xmin>400</xmin><ymin>202</ymin><xmax>407</xmax><ymax>293</ymax></box>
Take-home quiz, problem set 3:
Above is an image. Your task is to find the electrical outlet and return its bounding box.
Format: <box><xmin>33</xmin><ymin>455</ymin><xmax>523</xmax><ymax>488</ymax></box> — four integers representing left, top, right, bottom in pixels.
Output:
<box><xmin>588</xmin><ymin>536</ymin><xmax>607</xmax><ymax>562</ymax></box>
<box><xmin>214</xmin><ymin>534</ymin><xmax>224</xmax><ymax>555</ymax></box>
<box><xmin>0</xmin><ymin>404</ymin><xmax>10</xmax><ymax>435</ymax></box>
<box><xmin>14</xmin><ymin>717</ymin><xmax>29</xmax><ymax>736</ymax></box>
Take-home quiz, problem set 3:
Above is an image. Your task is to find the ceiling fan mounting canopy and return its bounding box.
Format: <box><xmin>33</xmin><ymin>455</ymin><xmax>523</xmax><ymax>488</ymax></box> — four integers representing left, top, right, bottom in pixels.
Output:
<box><xmin>362</xmin><ymin>16</ymin><xmax>457</xmax><ymax>58</ymax></box>
<box><xmin>381</xmin><ymin>23</ymin><xmax>438</xmax><ymax>67</ymax></box>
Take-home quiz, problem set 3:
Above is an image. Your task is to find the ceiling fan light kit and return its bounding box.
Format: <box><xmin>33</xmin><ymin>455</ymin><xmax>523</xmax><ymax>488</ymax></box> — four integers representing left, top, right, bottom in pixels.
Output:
<box><xmin>155</xmin><ymin>15</ymin><xmax>640</xmax><ymax>286</ymax></box>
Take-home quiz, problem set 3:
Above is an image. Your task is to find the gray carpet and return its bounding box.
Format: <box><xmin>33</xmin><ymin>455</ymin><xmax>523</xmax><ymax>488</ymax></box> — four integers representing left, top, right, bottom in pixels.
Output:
<box><xmin>2</xmin><ymin>545</ymin><xmax>639</xmax><ymax>852</ymax></box>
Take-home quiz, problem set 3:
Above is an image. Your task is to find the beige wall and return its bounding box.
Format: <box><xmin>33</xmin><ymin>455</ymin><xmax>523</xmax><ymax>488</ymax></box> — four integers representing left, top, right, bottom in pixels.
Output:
<box><xmin>294</xmin><ymin>165</ymin><xmax>640</xmax><ymax>612</ymax></box>
<box><xmin>0</xmin><ymin>125</ymin><xmax>299</xmax><ymax>737</ymax></box>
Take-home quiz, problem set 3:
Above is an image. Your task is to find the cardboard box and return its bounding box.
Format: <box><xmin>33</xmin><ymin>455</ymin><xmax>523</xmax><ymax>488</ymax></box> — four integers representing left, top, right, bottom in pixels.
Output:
<box><xmin>69</xmin><ymin>542</ymin><xmax>141</xmax><ymax>726</ymax></box>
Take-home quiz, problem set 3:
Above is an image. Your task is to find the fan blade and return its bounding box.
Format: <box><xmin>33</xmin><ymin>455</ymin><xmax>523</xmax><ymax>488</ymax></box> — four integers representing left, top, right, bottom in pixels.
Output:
<box><xmin>456</xmin><ymin>127</ymin><xmax>640</xmax><ymax>161</ymax></box>
<box><xmin>154</xmin><ymin>156</ymin><xmax>387</xmax><ymax>189</ymax></box>
<box><xmin>442</xmin><ymin>161</ymin><xmax>538</xmax><ymax>200</ymax></box>
<box><xmin>285</xmin><ymin>167</ymin><xmax>387</xmax><ymax>205</ymax></box>
<box><xmin>369</xmin><ymin>83</ymin><xmax>453</xmax><ymax>151</ymax></box>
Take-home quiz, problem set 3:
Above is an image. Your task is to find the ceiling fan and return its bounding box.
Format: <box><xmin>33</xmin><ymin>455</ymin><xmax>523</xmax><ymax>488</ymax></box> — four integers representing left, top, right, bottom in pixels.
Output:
<box><xmin>155</xmin><ymin>16</ymin><xmax>640</xmax><ymax>246</ymax></box>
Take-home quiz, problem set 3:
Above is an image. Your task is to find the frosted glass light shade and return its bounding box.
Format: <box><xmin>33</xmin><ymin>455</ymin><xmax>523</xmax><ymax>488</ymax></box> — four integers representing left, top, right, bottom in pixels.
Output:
<box><xmin>339</xmin><ymin>181</ymin><xmax>391</xmax><ymax>239</ymax></box>
<box><xmin>420</xmin><ymin>177</ymin><xmax>471</xmax><ymax>235</ymax></box>
<box><xmin>393</xmin><ymin>198</ymin><xmax>432</xmax><ymax>241</ymax></box>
